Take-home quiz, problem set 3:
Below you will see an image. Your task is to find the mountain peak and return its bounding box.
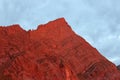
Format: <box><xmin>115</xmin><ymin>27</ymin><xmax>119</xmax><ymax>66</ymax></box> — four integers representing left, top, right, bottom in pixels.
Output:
<box><xmin>0</xmin><ymin>24</ymin><xmax>23</xmax><ymax>30</ymax></box>
<box><xmin>0</xmin><ymin>24</ymin><xmax>25</xmax><ymax>36</ymax></box>
<box><xmin>37</xmin><ymin>17</ymin><xmax>69</xmax><ymax>29</ymax></box>
<box><xmin>0</xmin><ymin>18</ymin><xmax>120</xmax><ymax>80</ymax></box>
<box><xmin>50</xmin><ymin>17</ymin><xmax>67</xmax><ymax>23</ymax></box>
<box><xmin>30</xmin><ymin>18</ymin><xmax>74</xmax><ymax>41</ymax></box>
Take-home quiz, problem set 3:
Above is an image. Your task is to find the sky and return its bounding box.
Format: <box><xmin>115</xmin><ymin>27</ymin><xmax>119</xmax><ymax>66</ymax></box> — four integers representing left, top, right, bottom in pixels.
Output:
<box><xmin>0</xmin><ymin>0</ymin><xmax>120</xmax><ymax>65</ymax></box>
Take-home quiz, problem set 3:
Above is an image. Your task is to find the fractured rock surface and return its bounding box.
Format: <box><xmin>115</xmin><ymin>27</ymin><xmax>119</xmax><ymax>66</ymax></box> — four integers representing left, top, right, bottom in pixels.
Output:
<box><xmin>0</xmin><ymin>18</ymin><xmax>120</xmax><ymax>80</ymax></box>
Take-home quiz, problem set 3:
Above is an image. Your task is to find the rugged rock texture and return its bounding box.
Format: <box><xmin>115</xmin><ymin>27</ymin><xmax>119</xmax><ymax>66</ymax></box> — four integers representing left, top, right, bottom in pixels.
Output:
<box><xmin>0</xmin><ymin>18</ymin><xmax>120</xmax><ymax>80</ymax></box>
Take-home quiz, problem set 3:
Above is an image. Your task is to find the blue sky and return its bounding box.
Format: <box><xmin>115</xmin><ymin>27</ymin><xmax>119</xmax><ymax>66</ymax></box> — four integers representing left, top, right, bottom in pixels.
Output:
<box><xmin>0</xmin><ymin>0</ymin><xmax>120</xmax><ymax>65</ymax></box>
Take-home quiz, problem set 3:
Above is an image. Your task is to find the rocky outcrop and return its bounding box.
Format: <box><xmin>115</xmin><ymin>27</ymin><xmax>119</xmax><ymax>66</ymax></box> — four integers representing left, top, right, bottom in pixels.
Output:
<box><xmin>0</xmin><ymin>18</ymin><xmax>120</xmax><ymax>80</ymax></box>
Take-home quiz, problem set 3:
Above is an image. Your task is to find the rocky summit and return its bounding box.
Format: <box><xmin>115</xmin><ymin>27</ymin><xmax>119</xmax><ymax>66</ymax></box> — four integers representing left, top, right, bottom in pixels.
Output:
<box><xmin>0</xmin><ymin>18</ymin><xmax>120</xmax><ymax>80</ymax></box>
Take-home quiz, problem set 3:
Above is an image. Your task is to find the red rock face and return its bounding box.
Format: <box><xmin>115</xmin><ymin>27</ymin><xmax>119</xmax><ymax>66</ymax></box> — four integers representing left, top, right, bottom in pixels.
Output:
<box><xmin>0</xmin><ymin>18</ymin><xmax>120</xmax><ymax>80</ymax></box>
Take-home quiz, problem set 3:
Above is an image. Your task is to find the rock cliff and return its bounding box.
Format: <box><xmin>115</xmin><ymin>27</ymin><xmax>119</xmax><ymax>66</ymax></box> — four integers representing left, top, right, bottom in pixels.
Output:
<box><xmin>0</xmin><ymin>18</ymin><xmax>120</xmax><ymax>80</ymax></box>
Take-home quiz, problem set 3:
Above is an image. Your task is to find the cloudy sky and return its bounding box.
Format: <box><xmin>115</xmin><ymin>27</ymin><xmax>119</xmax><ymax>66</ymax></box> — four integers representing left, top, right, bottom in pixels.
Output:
<box><xmin>0</xmin><ymin>0</ymin><xmax>120</xmax><ymax>65</ymax></box>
